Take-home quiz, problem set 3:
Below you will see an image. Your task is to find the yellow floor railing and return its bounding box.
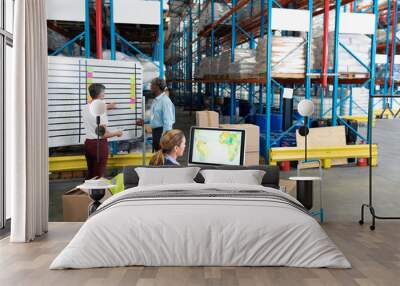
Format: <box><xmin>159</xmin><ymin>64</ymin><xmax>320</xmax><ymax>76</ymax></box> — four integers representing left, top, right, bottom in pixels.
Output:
<box><xmin>270</xmin><ymin>144</ymin><xmax>377</xmax><ymax>169</ymax></box>
<box><xmin>49</xmin><ymin>153</ymin><xmax>153</xmax><ymax>172</ymax></box>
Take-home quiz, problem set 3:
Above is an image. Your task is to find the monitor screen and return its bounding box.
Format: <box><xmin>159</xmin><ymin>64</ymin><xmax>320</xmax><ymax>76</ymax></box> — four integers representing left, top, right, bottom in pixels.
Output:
<box><xmin>188</xmin><ymin>127</ymin><xmax>246</xmax><ymax>166</ymax></box>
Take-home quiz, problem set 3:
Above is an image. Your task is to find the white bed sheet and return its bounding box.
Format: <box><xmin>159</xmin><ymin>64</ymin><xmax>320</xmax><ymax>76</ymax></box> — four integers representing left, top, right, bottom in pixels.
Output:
<box><xmin>50</xmin><ymin>183</ymin><xmax>350</xmax><ymax>269</ymax></box>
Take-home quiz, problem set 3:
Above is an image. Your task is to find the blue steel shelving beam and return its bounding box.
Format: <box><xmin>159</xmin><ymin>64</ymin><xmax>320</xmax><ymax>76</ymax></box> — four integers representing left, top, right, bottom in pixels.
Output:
<box><xmin>110</xmin><ymin>0</ymin><xmax>116</xmax><ymax>60</ymax></box>
<box><xmin>259</xmin><ymin>0</ymin><xmax>265</xmax><ymax>114</ymax></box>
<box><xmin>264</xmin><ymin>0</ymin><xmax>273</xmax><ymax>161</ymax></box>
<box><xmin>159</xmin><ymin>0</ymin><xmax>165</xmax><ymax>79</ymax></box>
<box><xmin>367</xmin><ymin>0</ymin><xmax>379</xmax><ymax>144</ymax></box>
<box><xmin>331</xmin><ymin>0</ymin><xmax>341</xmax><ymax>126</ymax></box>
<box><xmin>382</xmin><ymin>0</ymin><xmax>392</xmax><ymax>110</ymax></box>
<box><xmin>305</xmin><ymin>0</ymin><xmax>313</xmax><ymax>102</ymax></box>
<box><xmin>197</xmin><ymin>0</ymin><xmax>203</xmax><ymax>108</ymax></box>
<box><xmin>85</xmin><ymin>0</ymin><xmax>90</xmax><ymax>58</ymax></box>
<box><xmin>187</xmin><ymin>6</ymin><xmax>194</xmax><ymax>109</ymax></box>
<box><xmin>230</xmin><ymin>0</ymin><xmax>238</xmax><ymax>124</ymax></box>
<box><xmin>389</xmin><ymin>0</ymin><xmax>398</xmax><ymax>109</ymax></box>
<box><xmin>211</xmin><ymin>0</ymin><xmax>216</xmax><ymax>110</ymax></box>
<box><xmin>249</xmin><ymin>32</ymin><xmax>255</xmax><ymax>105</ymax></box>
<box><xmin>183</xmin><ymin>18</ymin><xmax>187</xmax><ymax>104</ymax></box>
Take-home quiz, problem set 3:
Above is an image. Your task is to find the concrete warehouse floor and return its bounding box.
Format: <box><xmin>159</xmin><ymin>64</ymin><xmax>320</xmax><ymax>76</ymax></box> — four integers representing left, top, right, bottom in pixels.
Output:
<box><xmin>49</xmin><ymin>109</ymin><xmax>400</xmax><ymax>223</ymax></box>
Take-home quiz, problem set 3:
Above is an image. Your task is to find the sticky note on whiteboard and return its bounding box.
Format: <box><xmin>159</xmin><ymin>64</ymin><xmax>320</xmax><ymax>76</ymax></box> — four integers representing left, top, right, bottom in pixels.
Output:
<box><xmin>283</xmin><ymin>88</ymin><xmax>293</xmax><ymax>99</ymax></box>
<box><xmin>130</xmin><ymin>75</ymin><xmax>136</xmax><ymax>109</ymax></box>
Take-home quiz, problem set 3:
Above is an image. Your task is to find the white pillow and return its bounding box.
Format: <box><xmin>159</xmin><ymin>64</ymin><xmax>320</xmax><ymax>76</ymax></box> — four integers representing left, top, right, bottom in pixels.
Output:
<box><xmin>200</xmin><ymin>169</ymin><xmax>266</xmax><ymax>185</ymax></box>
<box><xmin>135</xmin><ymin>167</ymin><xmax>201</xmax><ymax>186</ymax></box>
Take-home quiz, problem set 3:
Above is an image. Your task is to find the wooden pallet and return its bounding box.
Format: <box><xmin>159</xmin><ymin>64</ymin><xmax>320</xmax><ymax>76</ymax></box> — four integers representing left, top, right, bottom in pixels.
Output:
<box><xmin>339</xmin><ymin>73</ymin><xmax>369</xmax><ymax>79</ymax></box>
<box><xmin>259</xmin><ymin>72</ymin><xmax>306</xmax><ymax>79</ymax></box>
<box><xmin>229</xmin><ymin>73</ymin><xmax>259</xmax><ymax>80</ymax></box>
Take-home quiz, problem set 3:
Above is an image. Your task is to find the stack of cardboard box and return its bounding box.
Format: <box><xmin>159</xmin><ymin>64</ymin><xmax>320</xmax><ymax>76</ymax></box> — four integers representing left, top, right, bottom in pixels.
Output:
<box><xmin>220</xmin><ymin>124</ymin><xmax>260</xmax><ymax>166</ymax></box>
<box><xmin>195</xmin><ymin>111</ymin><xmax>219</xmax><ymax>128</ymax></box>
<box><xmin>63</xmin><ymin>188</ymin><xmax>112</xmax><ymax>222</ymax></box>
<box><xmin>195</xmin><ymin>111</ymin><xmax>260</xmax><ymax>166</ymax></box>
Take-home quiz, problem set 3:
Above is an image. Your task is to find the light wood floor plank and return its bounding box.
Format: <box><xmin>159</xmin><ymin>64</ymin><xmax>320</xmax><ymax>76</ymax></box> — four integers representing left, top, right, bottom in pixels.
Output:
<box><xmin>1</xmin><ymin>222</ymin><xmax>400</xmax><ymax>286</ymax></box>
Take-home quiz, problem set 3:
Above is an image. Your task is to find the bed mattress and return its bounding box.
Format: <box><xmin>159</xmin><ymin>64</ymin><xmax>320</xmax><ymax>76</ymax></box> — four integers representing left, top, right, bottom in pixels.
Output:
<box><xmin>50</xmin><ymin>183</ymin><xmax>350</xmax><ymax>269</ymax></box>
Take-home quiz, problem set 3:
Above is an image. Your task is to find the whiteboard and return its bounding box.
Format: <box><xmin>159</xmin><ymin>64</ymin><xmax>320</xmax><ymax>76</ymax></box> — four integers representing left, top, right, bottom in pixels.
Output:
<box><xmin>48</xmin><ymin>56</ymin><xmax>143</xmax><ymax>148</ymax></box>
<box><xmin>47</xmin><ymin>0</ymin><xmax>85</xmax><ymax>22</ymax></box>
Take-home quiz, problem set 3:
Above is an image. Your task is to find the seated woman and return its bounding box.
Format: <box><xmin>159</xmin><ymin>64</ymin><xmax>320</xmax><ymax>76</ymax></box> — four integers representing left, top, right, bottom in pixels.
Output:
<box><xmin>149</xmin><ymin>129</ymin><xmax>186</xmax><ymax>166</ymax></box>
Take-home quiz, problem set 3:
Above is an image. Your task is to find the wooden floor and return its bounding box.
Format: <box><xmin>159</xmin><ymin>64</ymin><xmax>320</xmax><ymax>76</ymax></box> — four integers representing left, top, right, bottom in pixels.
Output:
<box><xmin>1</xmin><ymin>222</ymin><xmax>400</xmax><ymax>286</ymax></box>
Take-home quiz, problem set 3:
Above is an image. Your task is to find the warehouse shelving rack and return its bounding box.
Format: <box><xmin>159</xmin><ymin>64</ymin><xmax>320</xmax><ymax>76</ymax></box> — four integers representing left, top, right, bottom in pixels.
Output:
<box><xmin>165</xmin><ymin>0</ymin><xmax>381</xmax><ymax>161</ymax></box>
<box><xmin>373</xmin><ymin>0</ymin><xmax>400</xmax><ymax>117</ymax></box>
<box><xmin>49</xmin><ymin>0</ymin><xmax>166</xmax><ymax>79</ymax></box>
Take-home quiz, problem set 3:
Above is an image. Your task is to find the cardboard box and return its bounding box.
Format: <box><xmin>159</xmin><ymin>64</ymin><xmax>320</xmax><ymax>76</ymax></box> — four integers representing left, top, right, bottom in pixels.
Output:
<box><xmin>296</xmin><ymin>126</ymin><xmax>347</xmax><ymax>167</ymax></box>
<box><xmin>220</xmin><ymin>124</ymin><xmax>260</xmax><ymax>152</ymax></box>
<box><xmin>196</xmin><ymin>111</ymin><xmax>219</xmax><ymax>128</ymax></box>
<box><xmin>279</xmin><ymin>179</ymin><xmax>296</xmax><ymax>198</ymax></box>
<box><xmin>144</xmin><ymin>124</ymin><xmax>152</xmax><ymax>133</ymax></box>
<box><xmin>63</xmin><ymin>188</ymin><xmax>112</xmax><ymax>222</ymax></box>
<box><xmin>244</xmin><ymin>151</ymin><xmax>260</xmax><ymax>166</ymax></box>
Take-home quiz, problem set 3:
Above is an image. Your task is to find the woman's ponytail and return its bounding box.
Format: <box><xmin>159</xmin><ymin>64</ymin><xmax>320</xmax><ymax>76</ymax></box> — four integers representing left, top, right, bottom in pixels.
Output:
<box><xmin>149</xmin><ymin>150</ymin><xmax>165</xmax><ymax>166</ymax></box>
<box><xmin>148</xmin><ymin>129</ymin><xmax>185</xmax><ymax>166</ymax></box>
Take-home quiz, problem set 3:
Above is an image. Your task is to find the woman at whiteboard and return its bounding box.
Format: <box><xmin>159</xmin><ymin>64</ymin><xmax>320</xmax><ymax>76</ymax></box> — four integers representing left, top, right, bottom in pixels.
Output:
<box><xmin>82</xmin><ymin>83</ymin><xmax>123</xmax><ymax>179</ymax></box>
<box><xmin>149</xmin><ymin>129</ymin><xmax>186</xmax><ymax>166</ymax></box>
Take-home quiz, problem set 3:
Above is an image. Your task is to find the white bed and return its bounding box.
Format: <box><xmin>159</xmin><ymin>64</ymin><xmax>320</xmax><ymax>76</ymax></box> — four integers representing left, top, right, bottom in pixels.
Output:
<box><xmin>50</xmin><ymin>183</ymin><xmax>350</xmax><ymax>269</ymax></box>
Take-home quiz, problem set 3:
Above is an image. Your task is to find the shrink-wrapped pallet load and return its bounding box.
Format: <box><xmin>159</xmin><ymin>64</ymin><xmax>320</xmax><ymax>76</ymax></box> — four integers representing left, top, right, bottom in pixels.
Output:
<box><xmin>237</xmin><ymin>0</ymin><xmax>262</xmax><ymax>22</ymax></box>
<box><xmin>198</xmin><ymin>1</ymin><xmax>231</xmax><ymax>32</ymax></box>
<box><xmin>256</xmin><ymin>36</ymin><xmax>306</xmax><ymax>76</ymax></box>
<box><xmin>209</xmin><ymin>57</ymin><xmax>221</xmax><ymax>76</ymax></box>
<box><xmin>371</xmin><ymin>24</ymin><xmax>399</xmax><ymax>44</ymax></box>
<box><xmin>312</xmin><ymin>12</ymin><xmax>371</xmax><ymax>75</ymax></box>
<box><xmin>311</xmin><ymin>33</ymin><xmax>371</xmax><ymax>75</ymax></box>
<box><xmin>218</xmin><ymin>50</ymin><xmax>231</xmax><ymax>76</ymax></box>
<box><xmin>198</xmin><ymin>57</ymin><xmax>212</xmax><ymax>78</ymax></box>
<box><xmin>376</xmin><ymin>62</ymin><xmax>400</xmax><ymax>81</ymax></box>
<box><xmin>165</xmin><ymin>45</ymin><xmax>183</xmax><ymax>64</ymax></box>
<box><xmin>228</xmin><ymin>48</ymin><xmax>257</xmax><ymax>78</ymax></box>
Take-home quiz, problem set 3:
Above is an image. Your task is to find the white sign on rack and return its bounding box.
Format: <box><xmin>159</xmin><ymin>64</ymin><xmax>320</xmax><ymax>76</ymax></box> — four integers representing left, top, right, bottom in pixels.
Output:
<box><xmin>47</xmin><ymin>0</ymin><xmax>85</xmax><ymax>22</ymax></box>
<box><xmin>375</xmin><ymin>54</ymin><xmax>387</xmax><ymax>64</ymax></box>
<box><xmin>48</xmin><ymin>56</ymin><xmax>143</xmax><ymax>148</ymax></box>
<box><xmin>114</xmin><ymin>0</ymin><xmax>160</xmax><ymax>25</ymax></box>
<box><xmin>339</xmin><ymin>13</ymin><xmax>376</xmax><ymax>35</ymax></box>
<box><xmin>271</xmin><ymin>8</ymin><xmax>310</xmax><ymax>32</ymax></box>
<box><xmin>283</xmin><ymin>88</ymin><xmax>294</xmax><ymax>99</ymax></box>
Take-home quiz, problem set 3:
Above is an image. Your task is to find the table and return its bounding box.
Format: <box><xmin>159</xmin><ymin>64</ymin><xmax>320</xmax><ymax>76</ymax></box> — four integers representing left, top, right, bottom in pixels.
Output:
<box><xmin>77</xmin><ymin>183</ymin><xmax>115</xmax><ymax>215</ymax></box>
<box><xmin>289</xmin><ymin>176</ymin><xmax>323</xmax><ymax>220</ymax></box>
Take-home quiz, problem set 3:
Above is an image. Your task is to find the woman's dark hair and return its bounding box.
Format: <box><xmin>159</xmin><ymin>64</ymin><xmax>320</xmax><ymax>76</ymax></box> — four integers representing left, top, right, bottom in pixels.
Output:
<box><xmin>151</xmin><ymin>78</ymin><xmax>167</xmax><ymax>92</ymax></box>
<box><xmin>89</xmin><ymin>83</ymin><xmax>106</xmax><ymax>99</ymax></box>
<box><xmin>149</xmin><ymin>129</ymin><xmax>185</xmax><ymax>166</ymax></box>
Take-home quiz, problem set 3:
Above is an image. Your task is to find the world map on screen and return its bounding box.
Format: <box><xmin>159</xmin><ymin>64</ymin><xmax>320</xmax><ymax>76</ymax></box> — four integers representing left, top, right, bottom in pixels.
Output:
<box><xmin>192</xmin><ymin>129</ymin><xmax>242</xmax><ymax>165</ymax></box>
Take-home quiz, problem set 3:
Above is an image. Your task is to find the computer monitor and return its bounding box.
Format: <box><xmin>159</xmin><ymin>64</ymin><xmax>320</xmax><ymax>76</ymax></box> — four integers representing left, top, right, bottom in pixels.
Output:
<box><xmin>188</xmin><ymin>127</ymin><xmax>246</xmax><ymax>166</ymax></box>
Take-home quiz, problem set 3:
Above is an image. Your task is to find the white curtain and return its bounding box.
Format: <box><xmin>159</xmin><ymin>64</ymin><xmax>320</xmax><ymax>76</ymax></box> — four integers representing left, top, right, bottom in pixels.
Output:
<box><xmin>7</xmin><ymin>0</ymin><xmax>49</xmax><ymax>242</ymax></box>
